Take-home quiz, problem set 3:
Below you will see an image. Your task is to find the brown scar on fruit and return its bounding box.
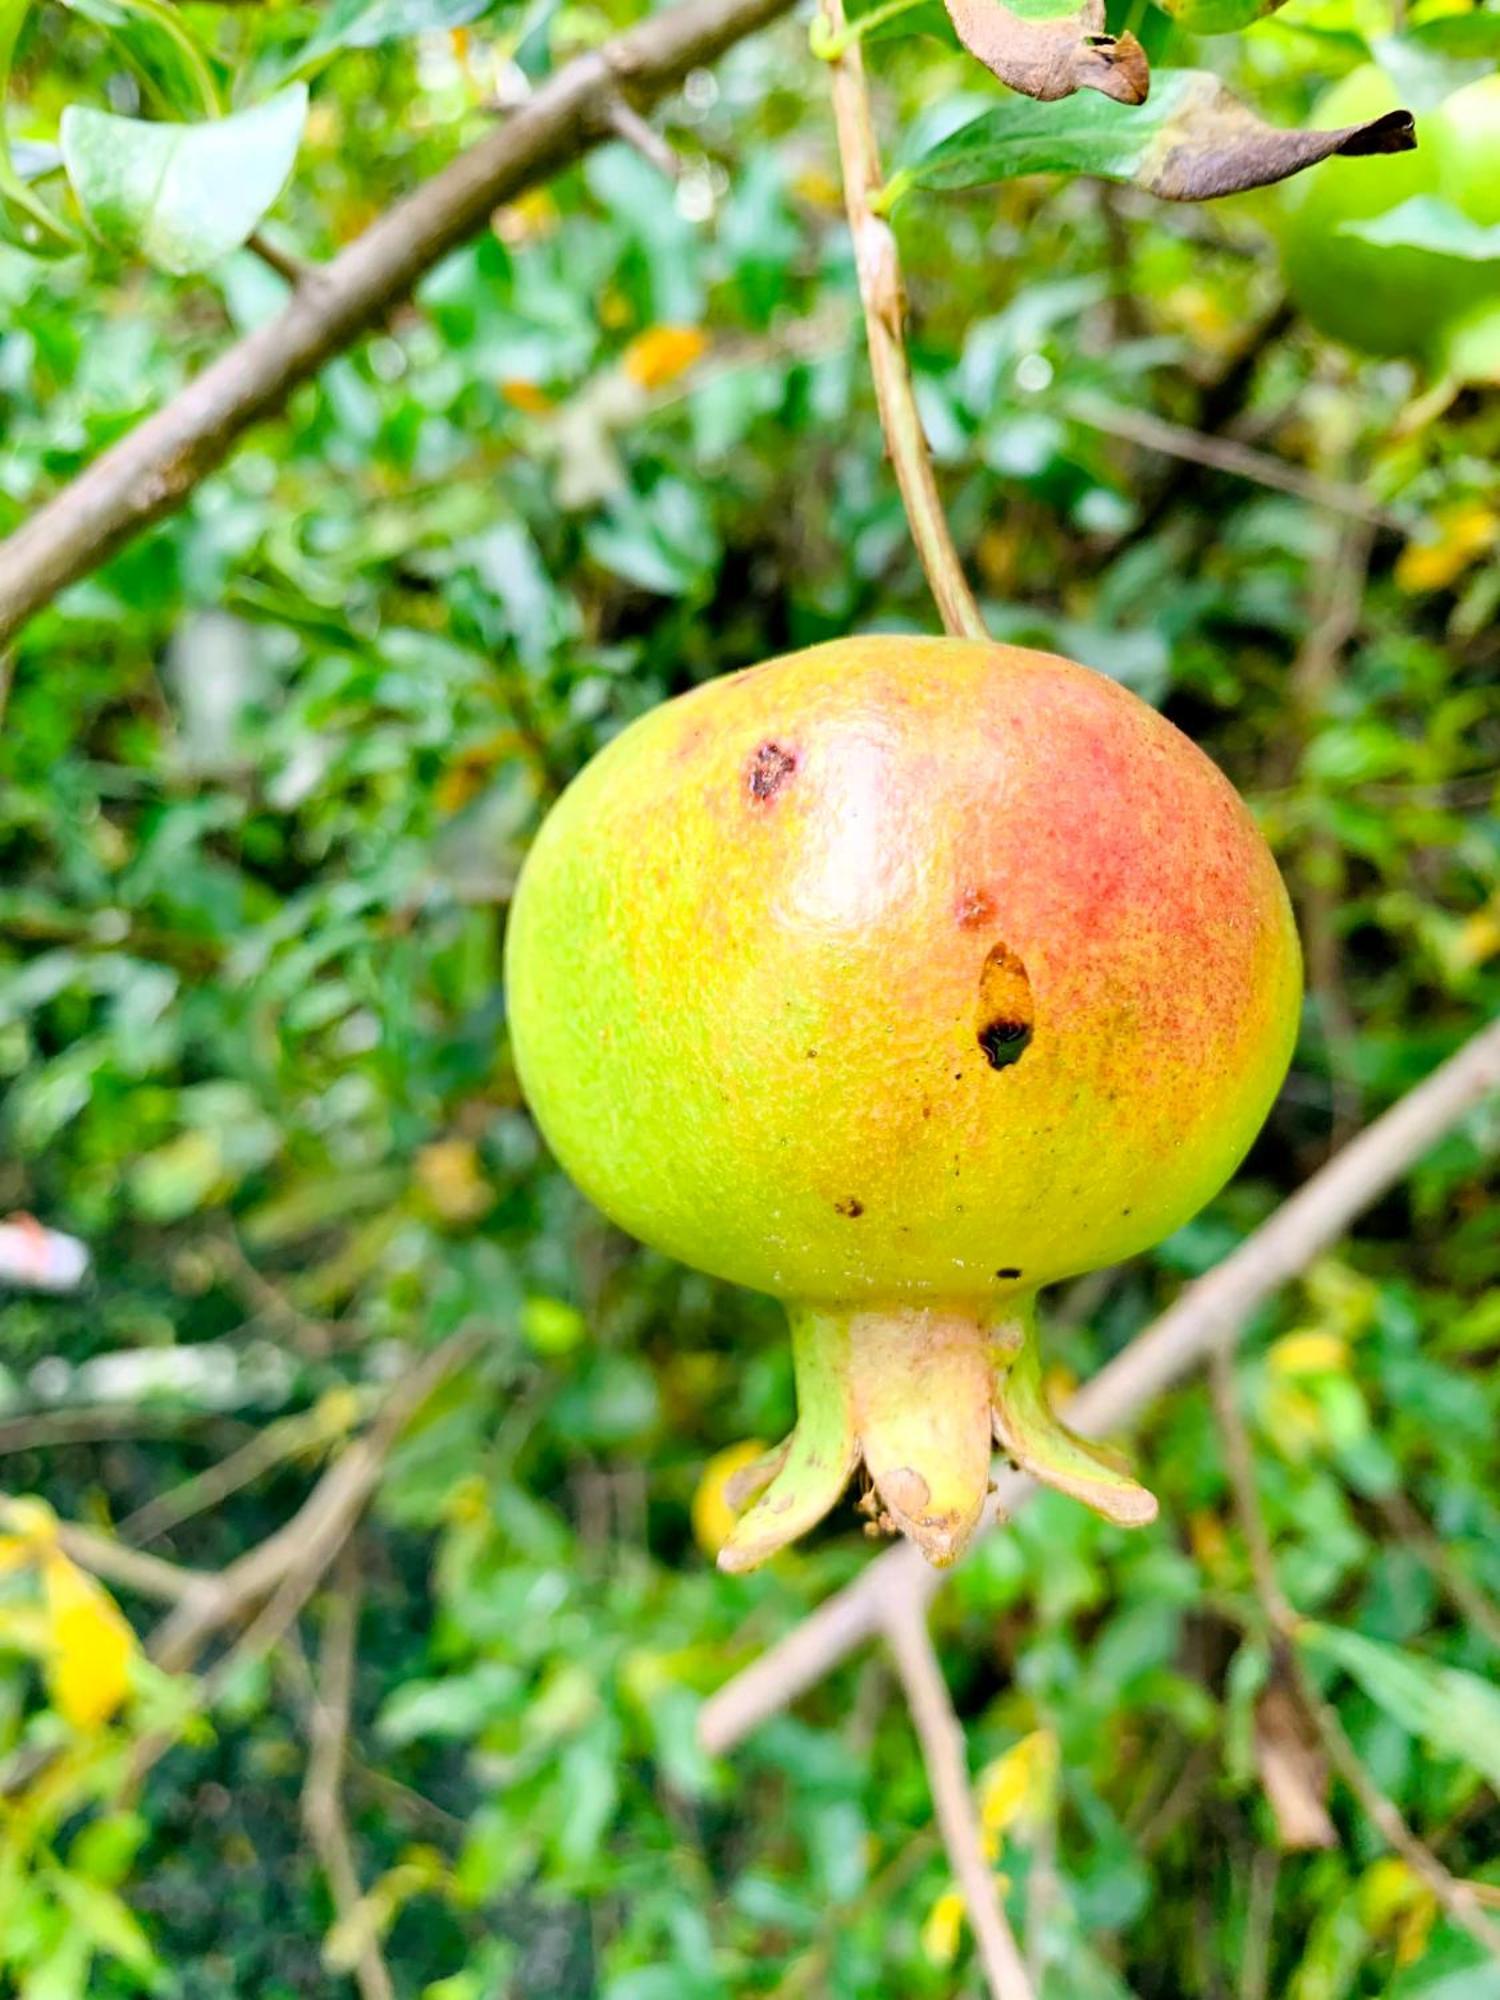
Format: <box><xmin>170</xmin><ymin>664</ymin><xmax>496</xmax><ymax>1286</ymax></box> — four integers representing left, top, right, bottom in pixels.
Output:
<box><xmin>956</xmin><ymin>885</ymin><xmax>996</xmax><ymax>929</ymax></box>
<box><xmin>746</xmin><ymin>741</ymin><xmax>797</xmax><ymax>802</ymax></box>
<box><xmin>976</xmin><ymin>940</ymin><xmax>1034</xmax><ymax>1070</ymax></box>
<box><xmin>834</xmin><ymin>1196</ymin><xmax>865</xmax><ymax>1218</ymax></box>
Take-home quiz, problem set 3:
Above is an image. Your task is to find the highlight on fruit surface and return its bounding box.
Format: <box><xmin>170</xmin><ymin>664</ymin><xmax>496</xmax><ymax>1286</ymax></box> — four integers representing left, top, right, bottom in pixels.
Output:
<box><xmin>505</xmin><ymin>637</ymin><xmax>1302</xmax><ymax>1571</ymax></box>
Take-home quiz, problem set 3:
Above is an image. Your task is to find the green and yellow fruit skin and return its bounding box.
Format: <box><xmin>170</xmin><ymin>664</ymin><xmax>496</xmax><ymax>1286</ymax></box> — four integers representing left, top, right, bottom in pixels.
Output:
<box><xmin>1279</xmin><ymin>65</ymin><xmax>1500</xmax><ymax>363</ymax></box>
<box><xmin>507</xmin><ymin>638</ymin><xmax>1301</xmax><ymax>1567</ymax></box>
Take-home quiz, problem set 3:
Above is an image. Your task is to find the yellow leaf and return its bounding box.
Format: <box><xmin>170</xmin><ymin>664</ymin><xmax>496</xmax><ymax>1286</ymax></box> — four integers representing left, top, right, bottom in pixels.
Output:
<box><xmin>1358</xmin><ymin>1855</ymin><xmax>1437</xmax><ymax>1964</ymax></box>
<box><xmin>976</xmin><ymin>1730</ymin><xmax>1058</xmax><ymax>1858</ymax></box>
<box><xmin>1</xmin><ymin>1496</ymin><xmax>59</xmax><ymax>1544</ymax></box>
<box><xmin>41</xmin><ymin>1552</ymin><xmax>137</xmax><ymax>1731</ymax></box>
<box><xmin>415</xmin><ymin>1139</ymin><xmax>491</xmax><ymax>1225</ymax></box>
<box><xmin>311</xmin><ymin>1384</ymin><xmax>363</xmax><ymax>1437</ymax></box>
<box><xmin>0</xmin><ymin>1535</ymin><xmax>35</xmax><ymax>1578</ymax></box>
<box><xmin>1188</xmin><ymin>1509</ymin><xmax>1230</xmax><ymax>1573</ymax></box>
<box><xmin>500</xmin><ymin>378</ymin><xmax>554</xmax><ymax>417</ymax></box>
<box><xmin>305</xmin><ymin>102</ymin><xmax>342</xmax><ymax>151</ymax></box>
<box><xmin>920</xmin><ymin>1887</ymin><xmax>966</xmax><ymax>1969</ymax></box>
<box><xmin>622</xmin><ymin>326</ymin><xmax>709</xmax><ymax>391</ymax></box>
<box><xmin>691</xmin><ymin>1439</ymin><xmax>770</xmax><ymax>1558</ymax></box>
<box><xmin>1268</xmin><ymin>1331</ymin><xmax>1350</xmax><ymax>1378</ymax></box>
<box><xmin>1395</xmin><ymin>1893</ymin><xmax>1437</xmax><ymax>1968</ymax></box>
<box><xmin>1454</xmin><ymin>905</ymin><xmax>1500</xmax><ymax>971</ymax></box>
<box><xmin>790</xmin><ymin>166</ymin><xmax>843</xmax><ymax>211</ymax></box>
<box><xmin>599</xmin><ymin>287</ymin><xmax>633</xmax><ymax>331</ymax></box>
<box><xmin>1262</xmin><ymin>1382</ymin><xmax>1326</xmax><ymax>1461</ymax></box>
<box><xmin>0</xmin><ymin>1603</ymin><xmax>53</xmax><ymax>1654</ymax></box>
<box><xmin>492</xmin><ymin>187</ymin><xmax>558</xmax><ymax>246</ymax></box>
<box><xmin>1395</xmin><ymin>502</ymin><xmax>1498</xmax><ymax>594</ymax></box>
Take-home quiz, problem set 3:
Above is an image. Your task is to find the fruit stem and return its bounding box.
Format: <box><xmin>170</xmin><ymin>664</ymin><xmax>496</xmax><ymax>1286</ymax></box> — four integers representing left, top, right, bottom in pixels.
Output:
<box><xmin>820</xmin><ymin>0</ymin><xmax>989</xmax><ymax>643</ymax></box>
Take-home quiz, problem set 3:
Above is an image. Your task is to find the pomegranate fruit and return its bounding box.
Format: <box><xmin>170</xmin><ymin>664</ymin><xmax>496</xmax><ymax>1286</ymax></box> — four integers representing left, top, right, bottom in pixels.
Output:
<box><xmin>506</xmin><ymin>638</ymin><xmax>1301</xmax><ymax>1569</ymax></box>
<box><xmin>1278</xmin><ymin>65</ymin><xmax>1500</xmax><ymax>366</ymax></box>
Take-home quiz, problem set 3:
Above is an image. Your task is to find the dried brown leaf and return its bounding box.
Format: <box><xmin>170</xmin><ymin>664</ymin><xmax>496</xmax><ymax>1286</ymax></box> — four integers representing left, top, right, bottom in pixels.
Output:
<box><xmin>944</xmin><ymin>0</ymin><xmax>1150</xmax><ymax>105</ymax></box>
<box><xmin>1254</xmin><ymin>1678</ymin><xmax>1337</xmax><ymax>1852</ymax></box>
<box><xmin>1138</xmin><ymin>72</ymin><xmax>1415</xmax><ymax>200</ymax></box>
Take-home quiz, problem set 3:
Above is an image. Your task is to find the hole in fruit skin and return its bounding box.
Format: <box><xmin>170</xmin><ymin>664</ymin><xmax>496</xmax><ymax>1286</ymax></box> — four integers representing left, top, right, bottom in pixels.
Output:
<box><xmin>834</xmin><ymin>1196</ymin><xmax>865</xmax><ymax>1218</ymax></box>
<box><xmin>746</xmin><ymin>741</ymin><xmax>796</xmax><ymax>801</ymax></box>
<box><xmin>976</xmin><ymin>940</ymin><xmax>1034</xmax><ymax>1071</ymax></box>
<box><xmin>995</xmin><ymin>1267</ymin><xmax>1022</xmax><ymax>1279</ymax></box>
<box><xmin>979</xmin><ymin>1019</ymin><xmax>1032</xmax><ymax>1069</ymax></box>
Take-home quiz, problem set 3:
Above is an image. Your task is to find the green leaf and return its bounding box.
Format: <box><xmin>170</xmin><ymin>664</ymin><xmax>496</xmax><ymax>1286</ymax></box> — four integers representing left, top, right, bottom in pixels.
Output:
<box><xmin>1157</xmin><ymin>0</ymin><xmax>1289</xmax><ymax>35</ymax></box>
<box><xmin>59</xmin><ymin>0</ymin><xmax>223</xmax><ymax>118</ymax></box>
<box><xmin>128</xmin><ymin>1129</ymin><xmax>225</xmax><ymax>1218</ymax></box>
<box><xmin>45</xmin><ymin>1871</ymin><xmax>157</xmax><ymax>1976</ymax></box>
<box><xmin>1300</xmin><ymin>1622</ymin><xmax>1500</xmax><ymax>1793</ymax></box>
<box><xmin>60</xmin><ymin>84</ymin><xmax>307</xmax><ymax>274</ymax></box>
<box><xmin>1440</xmin><ymin>296</ymin><xmax>1500</xmax><ymax>383</ymax></box>
<box><xmin>295</xmin><ymin>0</ymin><xmax>498</xmax><ymax>69</ymax></box>
<box><xmin>0</xmin><ymin>0</ymin><xmax>79</xmax><ymax>250</ymax></box>
<box><xmin>1343</xmin><ymin>194</ymin><xmax>1500</xmax><ymax>262</ymax></box>
<box><xmin>840</xmin><ymin>0</ymin><xmax>958</xmax><ymax>47</ymax></box>
<box><xmin>884</xmin><ymin>68</ymin><xmax>1416</xmax><ymax>206</ymax></box>
<box><xmin>17</xmin><ymin>1932</ymin><xmax>93</xmax><ymax>2000</ymax></box>
<box><xmin>1405</xmin><ymin>9</ymin><xmax>1500</xmax><ymax>58</ymax></box>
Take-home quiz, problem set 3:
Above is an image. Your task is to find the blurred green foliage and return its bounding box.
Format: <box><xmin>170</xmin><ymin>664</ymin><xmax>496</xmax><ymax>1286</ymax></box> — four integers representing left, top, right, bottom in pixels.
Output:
<box><xmin>1</xmin><ymin>0</ymin><xmax>1498</xmax><ymax>1993</ymax></box>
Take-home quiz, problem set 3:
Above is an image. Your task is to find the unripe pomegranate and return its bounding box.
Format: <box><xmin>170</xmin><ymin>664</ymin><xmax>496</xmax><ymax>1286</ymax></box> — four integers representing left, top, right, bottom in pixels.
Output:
<box><xmin>1278</xmin><ymin>65</ymin><xmax>1500</xmax><ymax>365</ymax></box>
<box><xmin>506</xmin><ymin>638</ymin><xmax>1301</xmax><ymax>1569</ymax></box>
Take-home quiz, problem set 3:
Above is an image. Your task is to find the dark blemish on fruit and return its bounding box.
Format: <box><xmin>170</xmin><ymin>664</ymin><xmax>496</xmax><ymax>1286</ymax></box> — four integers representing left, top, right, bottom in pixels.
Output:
<box><xmin>806</xmin><ymin>1049</ymin><xmax>817</xmax><ymax>1059</ymax></box>
<box><xmin>979</xmin><ymin>1019</ymin><xmax>1032</xmax><ymax>1069</ymax></box>
<box><xmin>834</xmin><ymin>1196</ymin><xmax>865</xmax><ymax>1218</ymax></box>
<box><xmin>976</xmin><ymin>940</ymin><xmax>1035</xmax><ymax>1072</ymax></box>
<box><xmin>995</xmin><ymin>1267</ymin><xmax>1022</xmax><ymax>1280</ymax></box>
<box><xmin>921</xmin><ymin>1102</ymin><xmax>933</xmax><ymax>1119</ymax></box>
<box><xmin>956</xmin><ymin>886</ymin><xmax>995</xmax><ymax>930</ymax></box>
<box><xmin>747</xmin><ymin>740</ymin><xmax>796</xmax><ymax>802</ymax></box>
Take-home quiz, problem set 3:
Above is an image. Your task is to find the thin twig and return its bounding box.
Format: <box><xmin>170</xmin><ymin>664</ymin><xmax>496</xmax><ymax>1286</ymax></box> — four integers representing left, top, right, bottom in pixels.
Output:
<box><xmin>0</xmin><ymin>0</ymin><xmax>798</xmax><ymax>647</ymax></box>
<box><xmin>0</xmin><ymin>1407</ymin><xmax>252</xmax><ymax>1458</ymax></box>
<box><xmin>820</xmin><ymin>0</ymin><xmax>986</xmax><ymax>640</ymax></box>
<box><xmin>605</xmin><ymin>97</ymin><xmax>682</xmax><ymax>179</ymax></box>
<box><xmin>1208</xmin><ymin>1347</ymin><xmax>1500</xmax><ymax>1959</ymax></box>
<box><xmin>1286</xmin><ymin>516</ymin><xmax>1373</xmax><ymax>1148</ymax></box>
<box><xmin>302</xmin><ymin>1549</ymin><xmax>396</xmax><ymax>2000</ymax></box>
<box><xmin>53</xmin><ymin>1522</ymin><xmax>217</xmax><ymax>1606</ymax></box>
<box><xmin>1108</xmin><ymin>298</ymin><xmax>1295</xmax><ymax>555</ymax></box>
<box><xmin>1374</xmin><ymin>1490</ymin><xmax>1500</xmax><ymax>1657</ymax></box>
<box><xmin>1239</xmin><ymin>1849</ymin><xmax>1279</xmax><ymax>2000</ymax></box>
<box><xmin>881</xmin><ymin>1580</ymin><xmax>1035</xmax><ymax>2000</ymax></box>
<box><xmin>119</xmin><ymin>1392</ymin><xmax>372</xmax><ymax>1546</ymax></box>
<box><xmin>699</xmin><ymin>1016</ymin><xmax>1500</xmax><ymax>1755</ymax></box>
<box><xmin>1064</xmin><ymin>393</ymin><xmax>1413</xmax><ymax>533</ymax></box>
<box><xmin>150</xmin><ymin>1327</ymin><xmax>482</xmax><ymax>1672</ymax></box>
<box><xmin>246</xmin><ymin>230</ymin><xmax>316</xmax><ymax>289</ymax></box>
<box><xmin>207</xmin><ymin>1223</ymin><xmax>365</xmax><ymax>1357</ymax></box>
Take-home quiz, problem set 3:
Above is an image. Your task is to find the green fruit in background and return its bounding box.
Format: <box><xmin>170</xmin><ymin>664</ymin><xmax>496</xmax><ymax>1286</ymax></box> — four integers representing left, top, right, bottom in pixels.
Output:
<box><xmin>1435</xmin><ymin>73</ymin><xmax>1500</xmax><ymax>225</ymax></box>
<box><xmin>1279</xmin><ymin>64</ymin><xmax>1500</xmax><ymax>363</ymax></box>
<box><xmin>506</xmin><ymin>639</ymin><xmax>1302</xmax><ymax>1571</ymax></box>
